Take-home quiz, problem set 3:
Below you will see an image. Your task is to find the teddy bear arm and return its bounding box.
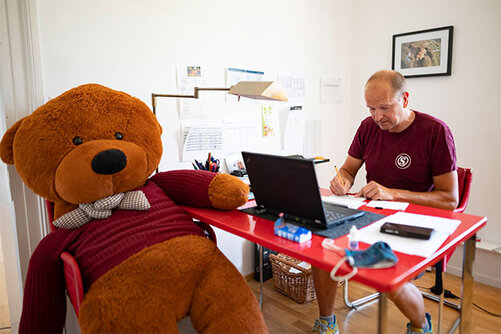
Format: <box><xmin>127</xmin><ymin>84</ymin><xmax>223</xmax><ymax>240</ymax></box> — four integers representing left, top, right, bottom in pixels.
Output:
<box><xmin>19</xmin><ymin>234</ymin><xmax>70</xmax><ymax>333</ymax></box>
<box><xmin>151</xmin><ymin>170</ymin><xmax>248</xmax><ymax>210</ymax></box>
<box><xmin>149</xmin><ymin>170</ymin><xmax>217</xmax><ymax>208</ymax></box>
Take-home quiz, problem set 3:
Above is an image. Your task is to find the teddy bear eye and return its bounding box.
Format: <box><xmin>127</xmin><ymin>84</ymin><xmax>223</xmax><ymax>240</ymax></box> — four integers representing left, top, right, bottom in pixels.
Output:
<box><xmin>72</xmin><ymin>136</ymin><xmax>83</xmax><ymax>145</ymax></box>
<box><xmin>115</xmin><ymin>132</ymin><xmax>123</xmax><ymax>140</ymax></box>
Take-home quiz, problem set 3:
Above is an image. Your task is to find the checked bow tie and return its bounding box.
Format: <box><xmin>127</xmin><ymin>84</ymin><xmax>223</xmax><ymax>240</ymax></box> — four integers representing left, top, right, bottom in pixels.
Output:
<box><xmin>52</xmin><ymin>190</ymin><xmax>151</xmax><ymax>229</ymax></box>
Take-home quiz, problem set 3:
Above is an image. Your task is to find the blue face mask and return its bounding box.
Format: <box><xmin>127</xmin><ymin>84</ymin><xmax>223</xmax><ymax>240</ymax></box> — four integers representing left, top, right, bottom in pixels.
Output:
<box><xmin>322</xmin><ymin>240</ymin><xmax>398</xmax><ymax>281</ymax></box>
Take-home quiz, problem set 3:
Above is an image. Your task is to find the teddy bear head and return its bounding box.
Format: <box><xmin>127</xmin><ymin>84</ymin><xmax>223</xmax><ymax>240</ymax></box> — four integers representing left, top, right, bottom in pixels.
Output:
<box><xmin>1</xmin><ymin>84</ymin><xmax>162</xmax><ymax>215</ymax></box>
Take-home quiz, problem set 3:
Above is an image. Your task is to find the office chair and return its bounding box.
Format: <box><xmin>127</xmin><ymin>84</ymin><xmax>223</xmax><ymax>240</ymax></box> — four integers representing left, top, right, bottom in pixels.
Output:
<box><xmin>342</xmin><ymin>167</ymin><xmax>473</xmax><ymax>313</ymax></box>
<box><xmin>45</xmin><ymin>199</ymin><xmax>218</xmax><ymax>318</ymax></box>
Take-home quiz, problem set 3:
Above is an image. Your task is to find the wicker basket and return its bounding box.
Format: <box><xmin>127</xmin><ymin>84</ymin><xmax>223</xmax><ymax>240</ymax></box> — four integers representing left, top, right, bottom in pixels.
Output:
<box><xmin>270</xmin><ymin>253</ymin><xmax>316</xmax><ymax>303</ymax></box>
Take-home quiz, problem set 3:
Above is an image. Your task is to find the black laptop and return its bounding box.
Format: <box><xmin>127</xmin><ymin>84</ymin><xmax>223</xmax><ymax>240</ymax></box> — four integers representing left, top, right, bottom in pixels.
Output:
<box><xmin>241</xmin><ymin>151</ymin><xmax>365</xmax><ymax>231</ymax></box>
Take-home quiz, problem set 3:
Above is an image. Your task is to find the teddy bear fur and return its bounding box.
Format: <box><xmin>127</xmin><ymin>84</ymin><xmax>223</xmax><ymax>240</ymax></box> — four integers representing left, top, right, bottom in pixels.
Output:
<box><xmin>1</xmin><ymin>84</ymin><xmax>268</xmax><ymax>333</ymax></box>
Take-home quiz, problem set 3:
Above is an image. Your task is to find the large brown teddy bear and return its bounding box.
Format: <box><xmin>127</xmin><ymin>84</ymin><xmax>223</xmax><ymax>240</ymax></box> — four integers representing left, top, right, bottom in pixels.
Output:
<box><xmin>1</xmin><ymin>84</ymin><xmax>268</xmax><ymax>333</ymax></box>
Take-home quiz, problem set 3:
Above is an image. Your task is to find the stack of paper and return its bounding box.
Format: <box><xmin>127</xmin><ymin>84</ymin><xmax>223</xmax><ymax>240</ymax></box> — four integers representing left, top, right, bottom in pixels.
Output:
<box><xmin>357</xmin><ymin>212</ymin><xmax>460</xmax><ymax>258</ymax></box>
<box><xmin>321</xmin><ymin>195</ymin><xmax>367</xmax><ymax>209</ymax></box>
<box><xmin>365</xmin><ymin>200</ymin><xmax>409</xmax><ymax>211</ymax></box>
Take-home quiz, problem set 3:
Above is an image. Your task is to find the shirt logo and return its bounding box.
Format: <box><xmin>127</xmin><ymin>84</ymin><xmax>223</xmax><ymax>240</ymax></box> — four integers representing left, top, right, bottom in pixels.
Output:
<box><xmin>395</xmin><ymin>153</ymin><xmax>411</xmax><ymax>169</ymax></box>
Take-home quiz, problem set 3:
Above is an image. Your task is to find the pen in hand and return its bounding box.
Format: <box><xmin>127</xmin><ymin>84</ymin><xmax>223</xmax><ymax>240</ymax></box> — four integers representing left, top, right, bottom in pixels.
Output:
<box><xmin>334</xmin><ymin>165</ymin><xmax>345</xmax><ymax>188</ymax></box>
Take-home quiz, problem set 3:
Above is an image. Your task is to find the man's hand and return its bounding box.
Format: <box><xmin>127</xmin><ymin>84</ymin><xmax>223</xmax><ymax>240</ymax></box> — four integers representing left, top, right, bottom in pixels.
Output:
<box><xmin>329</xmin><ymin>175</ymin><xmax>350</xmax><ymax>195</ymax></box>
<box><xmin>355</xmin><ymin>181</ymin><xmax>395</xmax><ymax>200</ymax></box>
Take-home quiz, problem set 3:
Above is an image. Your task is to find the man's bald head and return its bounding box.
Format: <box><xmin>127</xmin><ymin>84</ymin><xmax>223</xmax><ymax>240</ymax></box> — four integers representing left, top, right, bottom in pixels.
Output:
<box><xmin>366</xmin><ymin>70</ymin><xmax>407</xmax><ymax>99</ymax></box>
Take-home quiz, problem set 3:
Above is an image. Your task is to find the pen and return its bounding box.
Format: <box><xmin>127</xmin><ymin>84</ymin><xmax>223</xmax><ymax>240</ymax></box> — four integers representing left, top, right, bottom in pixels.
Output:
<box><xmin>194</xmin><ymin>159</ymin><xmax>204</xmax><ymax>170</ymax></box>
<box><xmin>334</xmin><ymin>165</ymin><xmax>345</xmax><ymax>187</ymax></box>
<box><xmin>206</xmin><ymin>152</ymin><xmax>211</xmax><ymax>170</ymax></box>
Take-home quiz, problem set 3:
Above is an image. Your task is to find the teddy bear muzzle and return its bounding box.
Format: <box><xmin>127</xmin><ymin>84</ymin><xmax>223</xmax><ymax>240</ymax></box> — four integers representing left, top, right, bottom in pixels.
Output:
<box><xmin>55</xmin><ymin>140</ymin><xmax>148</xmax><ymax>205</ymax></box>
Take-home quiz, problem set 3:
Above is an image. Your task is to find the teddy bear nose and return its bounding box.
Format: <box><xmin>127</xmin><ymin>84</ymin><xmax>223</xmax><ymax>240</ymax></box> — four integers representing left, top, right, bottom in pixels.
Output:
<box><xmin>91</xmin><ymin>149</ymin><xmax>127</xmax><ymax>175</ymax></box>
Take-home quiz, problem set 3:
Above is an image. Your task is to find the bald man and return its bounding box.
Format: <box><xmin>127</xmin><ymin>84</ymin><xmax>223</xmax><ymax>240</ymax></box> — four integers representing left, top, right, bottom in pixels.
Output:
<box><xmin>312</xmin><ymin>70</ymin><xmax>458</xmax><ymax>334</ymax></box>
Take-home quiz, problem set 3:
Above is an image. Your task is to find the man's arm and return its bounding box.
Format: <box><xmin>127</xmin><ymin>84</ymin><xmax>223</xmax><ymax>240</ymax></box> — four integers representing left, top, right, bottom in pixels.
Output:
<box><xmin>329</xmin><ymin>155</ymin><xmax>363</xmax><ymax>195</ymax></box>
<box><xmin>356</xmin><ymin>170</ymin><xmax>459</xmax><ymax>211</ymax></box>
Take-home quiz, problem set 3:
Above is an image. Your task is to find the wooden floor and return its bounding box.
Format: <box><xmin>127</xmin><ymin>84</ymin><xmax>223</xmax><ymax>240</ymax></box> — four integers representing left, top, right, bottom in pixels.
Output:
<box><xmin>1</xmin><ymin>248</ymin><xmax>500</xmax><ymax>334</ymax></box>
<box><xmin>247</xmin><ymin>271</ymin><xmax>501</xmax><ymax>333</ymax></box>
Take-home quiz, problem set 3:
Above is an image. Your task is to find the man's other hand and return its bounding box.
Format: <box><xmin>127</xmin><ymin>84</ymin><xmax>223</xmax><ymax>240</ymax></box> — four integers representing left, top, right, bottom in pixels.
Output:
<box><xmin>355</xmin><ymin>181</ymin><xmax>395</xmax><ymax>200</ymax></box>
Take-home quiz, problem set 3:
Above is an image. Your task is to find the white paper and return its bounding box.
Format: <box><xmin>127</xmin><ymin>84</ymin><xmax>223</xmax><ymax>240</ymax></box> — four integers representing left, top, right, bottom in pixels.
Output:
<box><xmin>283</xmin><ymin>106</ymin><xmax>303</xmax><ymax>153</ymax></box>
<box><xmin>261</xmin><ymin>105</ymin><xmax>278</xmax><ymax>137</ymax></box>
<box><xmin>224</xmin><ymin>121</ymin><xmax>258</xmax><ymax>154</ymax></box>
<box><xmin>320</xmin><ymin>76</ymin><xmax>342</xmax><ymax>104</ymax></box>
<box><xmin>357</xmin><ymin>212</ymin><xmax>461</xmax><ymax>258</ymax></box>
<box><xmin>177</xmin><ymin>65</ymin><xmax>206</xmax><ymax>119</ymax></box>
<box><xmin>181</xmin><ymin>121</ymin><xmax>224</xmax><ymax>162</ymax></box>
<box><xmin>366</xmin><ymin>200</ymin><xmax>409</xmax><ymax>211</ymax></box>
<box><xmin>322</xmin><ymin>195</ymin><xmax>367</xmax><ymax>209</ymax></box>
<box><xmin>289</xmin><ymin>260</ymin><xmax>311</xmax><ymax>274</ymax></box>
<box><xmin>303</xmin><ymin>119</ymin><xmax>321</xmax><ymax>158</ymax></box>
<box><xmin>278</xmin><ymin>72</ymin><xmax>306</xmax><ymax>103</ymax></box>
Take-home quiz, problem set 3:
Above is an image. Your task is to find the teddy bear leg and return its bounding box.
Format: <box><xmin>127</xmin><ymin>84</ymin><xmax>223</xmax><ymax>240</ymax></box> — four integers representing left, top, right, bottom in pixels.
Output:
<box><xmin>189</xmin><ymin>248</ymin><xmax>268</xmax><ymax>334</ymax></box>
<box><xmin>79</xmin><ymin>289</ymin><xmax>180</xmax><ymax>334</ymax></box>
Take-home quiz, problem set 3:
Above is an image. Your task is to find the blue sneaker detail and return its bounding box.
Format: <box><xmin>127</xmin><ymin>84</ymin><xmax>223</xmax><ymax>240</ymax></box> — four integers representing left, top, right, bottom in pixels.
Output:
<box><xmin>406</xmin><ymin>312</ymin><xmax>433</xmax><ymax>334</ymax></box>
<box><xmin>312</xmin><ymin>318</ymin><xmax>339</xmax><ymax>334</ymax></box>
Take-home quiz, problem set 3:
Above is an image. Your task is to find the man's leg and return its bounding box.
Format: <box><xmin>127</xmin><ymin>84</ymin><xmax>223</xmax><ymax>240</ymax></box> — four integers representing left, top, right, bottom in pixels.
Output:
<box><xmin>312</xmin><ymin>266</ymin><xmax>339</xmax><ymax>316</ymax></box>
<box><xmin>387</xmin><ymin>282</ymin><xmax>427</xmax><ymax>328</ymax></box>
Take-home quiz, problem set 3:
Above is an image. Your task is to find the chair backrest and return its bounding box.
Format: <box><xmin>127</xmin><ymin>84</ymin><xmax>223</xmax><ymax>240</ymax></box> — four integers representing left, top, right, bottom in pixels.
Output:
<box><xmin>454</xmin><ymin>167</ymin><xmax>472</xmax><ymax>213</ymax></box>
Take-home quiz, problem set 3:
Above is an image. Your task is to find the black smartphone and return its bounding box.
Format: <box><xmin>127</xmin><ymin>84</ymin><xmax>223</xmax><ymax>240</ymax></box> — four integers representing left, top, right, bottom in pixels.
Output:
<box><xmin>380</xmin><ymin>222</ymin><xmax>434</xmax><ymax>240</ymax></box>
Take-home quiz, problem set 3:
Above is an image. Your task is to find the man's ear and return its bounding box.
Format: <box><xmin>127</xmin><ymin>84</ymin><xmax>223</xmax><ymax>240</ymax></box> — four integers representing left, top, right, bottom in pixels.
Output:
<box><xmin>402</xmin><ymin>91</ymin><xmax>409</xmax><ymax>108</ymax></box>
<box><xmin>1</xmin><ymin>118</ymin><xmax>25</xmax><ymax>164</ymax></box>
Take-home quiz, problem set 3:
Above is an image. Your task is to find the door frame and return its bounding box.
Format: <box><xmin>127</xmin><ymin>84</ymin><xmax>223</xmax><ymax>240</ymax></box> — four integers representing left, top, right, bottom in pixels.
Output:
<box><xmin>0</xmin><ymin>0</ymin><xmax>47</xmax><ymax>330</ymax></box>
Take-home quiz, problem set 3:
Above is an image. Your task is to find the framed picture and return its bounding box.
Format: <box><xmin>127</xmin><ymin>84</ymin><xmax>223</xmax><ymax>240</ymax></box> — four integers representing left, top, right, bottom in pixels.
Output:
<box><xmin>392</xmin><ymin>26</ymin><xmax>453</xmax><ymax>78</ymax></box>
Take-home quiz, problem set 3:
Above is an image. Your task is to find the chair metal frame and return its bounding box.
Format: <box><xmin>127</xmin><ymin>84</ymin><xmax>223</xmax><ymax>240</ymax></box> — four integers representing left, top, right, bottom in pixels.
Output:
<box><xmin>342</xmin><ymin>167</ymin><xmax>473</xmax><ymax>334</ymax></box>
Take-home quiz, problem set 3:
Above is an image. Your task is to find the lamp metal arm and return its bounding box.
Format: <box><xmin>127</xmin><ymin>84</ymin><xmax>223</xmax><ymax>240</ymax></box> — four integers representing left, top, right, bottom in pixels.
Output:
<box><xmin>151</xmin><ymin>86</ymin><xmax>231</xmax><ymax>114</ymax></box>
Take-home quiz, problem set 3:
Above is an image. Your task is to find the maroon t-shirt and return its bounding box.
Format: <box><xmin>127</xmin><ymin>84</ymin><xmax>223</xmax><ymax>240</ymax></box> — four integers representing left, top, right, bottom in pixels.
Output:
<box><xmin>348</xmin><ymin>110</ymin><xmax>456</xmax><ymax>192</ymax></box>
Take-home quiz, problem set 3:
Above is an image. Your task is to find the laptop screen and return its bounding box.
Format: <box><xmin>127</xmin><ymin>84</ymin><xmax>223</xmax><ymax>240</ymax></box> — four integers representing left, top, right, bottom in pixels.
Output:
<box><xmin>242</xmin><ymin>151</ymin><xmax>328</xmax><ymax>227</ymax></box>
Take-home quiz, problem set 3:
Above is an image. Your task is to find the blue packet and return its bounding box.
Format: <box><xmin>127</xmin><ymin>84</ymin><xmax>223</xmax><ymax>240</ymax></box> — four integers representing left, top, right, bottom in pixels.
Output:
<box><xmin>274</xmin><ymin>213</ymin><xmax>312</xmax><ymax>243</ymax></box>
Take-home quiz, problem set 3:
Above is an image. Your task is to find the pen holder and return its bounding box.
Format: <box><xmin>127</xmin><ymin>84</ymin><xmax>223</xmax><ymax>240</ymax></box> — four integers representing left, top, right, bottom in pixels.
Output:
<box><xmin>192</xmin><ymin>154</ymin><xmax>220</xmax><ymax>172</ymax></box>
<box><xmin>270</xmin><ymin>253</ymin><xmax>316</xmax><ymax>303</ymax></box>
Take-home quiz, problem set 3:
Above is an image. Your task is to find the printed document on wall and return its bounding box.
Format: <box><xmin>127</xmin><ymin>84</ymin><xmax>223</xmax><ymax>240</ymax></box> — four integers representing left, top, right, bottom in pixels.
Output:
<box><xmin>304</xmin><ymin>119</ymin><xmax>321</xmax><ymax>158</ymax></box>
<box><xmin>177</xmin><ymin>65</ymin><xmax>206</xmax><ymax>119</ymax></box>
<box><xmin>224</xmin><ymin>119</ymin><xmax>258</xmax><ymax>154</ymax></box>
<box><xmin>278</xmin><ymin>72</ymin><xmax>306</xmax><ymax>103</ymax></box>
<box><xmin>181</xmin><ymin>120</ymin><xmax>224</xmax><ymax>162</ymax></box>
<box><xmin>261</xmin><ymin>105</ymin><xmax>278</xmax><ymax>137</ymax></box>
<box><xmin>283</xmin><ymin>106</ymin><xmax>303</xmax><ymax>154</ymax></box>
<box><xmin>320</xmin><ymin>76</ymin><xmax>343</xmax><ymax>104</ymax></box>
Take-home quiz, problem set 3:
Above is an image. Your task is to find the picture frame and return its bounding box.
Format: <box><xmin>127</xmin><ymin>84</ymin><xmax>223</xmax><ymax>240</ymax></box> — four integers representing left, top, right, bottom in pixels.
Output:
<box><xmin>392</xmin><ymin>26</ymin><xmax>453</xmax><ymax>78</ymax></box>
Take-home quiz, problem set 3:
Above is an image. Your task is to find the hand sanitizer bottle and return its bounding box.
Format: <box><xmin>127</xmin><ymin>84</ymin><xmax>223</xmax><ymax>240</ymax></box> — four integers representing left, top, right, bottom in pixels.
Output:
<box><xmin>349</xmin><ymin>225</ymin><xmax>359</xmax><ymax>250</ymax></box>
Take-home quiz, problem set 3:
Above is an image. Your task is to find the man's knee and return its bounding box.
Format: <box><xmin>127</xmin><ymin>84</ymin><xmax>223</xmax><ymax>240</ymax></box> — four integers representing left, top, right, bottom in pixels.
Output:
<box><xmin>387</xmin><ymin>283</ymin><xmax>407</xmax><ymax>301</ymax></box>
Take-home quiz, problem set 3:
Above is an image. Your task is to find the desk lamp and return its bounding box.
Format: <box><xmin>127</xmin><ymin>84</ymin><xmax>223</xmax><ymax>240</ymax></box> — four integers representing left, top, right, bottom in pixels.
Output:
<box><xmin>151</xmin><ymin>81</ymin><xmax>288</xmax><ymax>114</ymax></box>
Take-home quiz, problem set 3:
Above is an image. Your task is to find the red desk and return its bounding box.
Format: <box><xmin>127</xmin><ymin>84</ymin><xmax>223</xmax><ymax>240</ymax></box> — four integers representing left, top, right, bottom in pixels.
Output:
<box><xmin>181</xmin><ymin>193</ymin><xmax>486</xmax><ymax>334</ymax></box>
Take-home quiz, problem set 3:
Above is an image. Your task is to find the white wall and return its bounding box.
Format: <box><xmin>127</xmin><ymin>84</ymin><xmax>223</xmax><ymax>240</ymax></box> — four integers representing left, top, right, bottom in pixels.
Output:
<box><xmin>34</xmin><ymin>0</ymin><xmax>353</xmax><ymax>274</ymax></box>
<box><xmin>350</xmin><ymin>0</ymin><xmax>501</xmax><ymax>286</ymax></box>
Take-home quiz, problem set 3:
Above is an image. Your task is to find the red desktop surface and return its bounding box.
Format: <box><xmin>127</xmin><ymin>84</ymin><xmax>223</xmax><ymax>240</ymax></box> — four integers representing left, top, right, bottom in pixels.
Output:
<box><xmin>181</xmin><ymin>191</ymin><xmax>486</xmax><ymax>293</ymax></box>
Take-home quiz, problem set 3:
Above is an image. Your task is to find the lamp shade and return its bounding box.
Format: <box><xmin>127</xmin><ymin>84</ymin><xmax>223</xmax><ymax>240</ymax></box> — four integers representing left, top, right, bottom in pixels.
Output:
<box><xmin>228</xmin><ymin>81</ymin><xmax>288</xmax><ymax>102</ymax></box>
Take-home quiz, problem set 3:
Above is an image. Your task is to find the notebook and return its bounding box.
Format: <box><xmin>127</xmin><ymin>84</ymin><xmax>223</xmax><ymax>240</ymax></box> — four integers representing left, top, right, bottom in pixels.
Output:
<box><xmin>241</xmin><ymin>151</ymin><xmax>365</xmax><ymax>231</ymax></box>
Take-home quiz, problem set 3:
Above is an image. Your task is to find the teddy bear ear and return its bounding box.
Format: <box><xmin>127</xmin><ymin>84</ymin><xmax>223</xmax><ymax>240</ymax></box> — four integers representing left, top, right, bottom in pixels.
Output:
<box><xmin>0</xmin><ymin>118</ymin><xmax>25</xmax><ymax>164</ymax></box>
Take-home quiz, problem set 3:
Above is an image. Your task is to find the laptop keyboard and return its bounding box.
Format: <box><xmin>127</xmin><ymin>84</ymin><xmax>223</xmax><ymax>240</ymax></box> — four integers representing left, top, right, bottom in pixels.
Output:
<box><xmin>325</xmin><ymin>210</ymin><xmax>348</xmax><ymax>222</ymax></box>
